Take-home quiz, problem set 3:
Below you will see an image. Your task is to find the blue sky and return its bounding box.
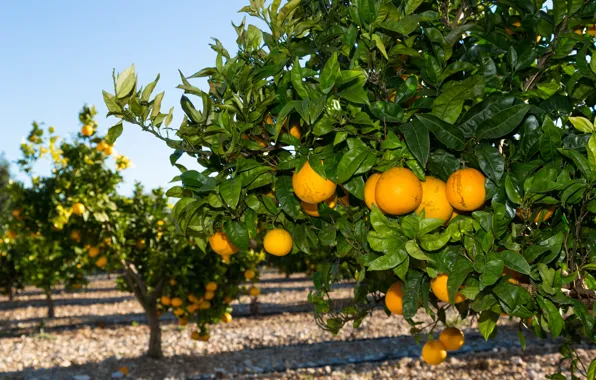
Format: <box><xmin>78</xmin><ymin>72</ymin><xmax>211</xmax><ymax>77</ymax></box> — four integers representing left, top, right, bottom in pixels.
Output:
<box><xmin>0</xmin><ymin>1</ymin><xmax>257</xmax><ymax>194</ymax></box>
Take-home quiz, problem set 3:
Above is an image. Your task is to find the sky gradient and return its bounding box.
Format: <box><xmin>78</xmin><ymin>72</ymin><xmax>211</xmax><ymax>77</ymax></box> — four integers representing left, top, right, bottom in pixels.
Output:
<box><xmin>0</xmin><ymin>1</ymin><xmax>256</xmax><ymax>194</ymax></box>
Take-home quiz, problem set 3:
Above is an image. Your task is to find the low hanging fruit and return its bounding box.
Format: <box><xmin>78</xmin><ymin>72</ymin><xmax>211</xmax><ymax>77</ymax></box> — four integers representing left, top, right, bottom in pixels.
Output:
<box><xmin>88</xmin><ymin>246</ymin><xmax>100</xmax><ymax>258</ymax></box>
<box><xmin>385</xmin><ymin>281</ymin><xmax>404</xmax><ymax>315</ymax></box>
<box><xmin>208</xmin><ymin>232</ymin><xmax>239</xmax><ymax>256</ymax></box>
<box><xmin>244</xmin><ymin>269</ymin><xmax>256</xmax><ymax>280</ymax></box>
<box><xmin>439</xmin><ymin>327</ymin><xmax>465</xmax><ymax>351</ymax></box>
<box><xmin>263</xmin><ymin>228</ymin><xmax>293</xmax><ymax>256</ymax></box>
<box><xmin>375</xmin><ymin>167</ymin><xmax>423</xmax><ymax>215</ymax></box>
<box><xmin>171</xmin><ymin>297</ymin><xmax>183</xmax><ymax>307</ymax></box>
<box><xmin>222</xmin><ymin>312</ymin><xmax>232</xmax><ymax>323</ymax></box>
<box><xmin>81</xmin><ymin>125</ymin><xmax>94</xmax><ymax>137</ymax></box>
<box><xmin>301</xmin><ymin>194</ymin><xmax>337</xmax><ymax>217</ymax></box>
<box><xmin>416</xmin><ymin>176</ymin><xmax>454</xmax><ymax>222</ymax></box>
<box><xmin>292</xmin><ymin>161</ymin><xmax>337</xmax><ymax>204</ymax></box>
<box><xmin>445</xmin><ymin>168</ymin><xmax>486</xmax><ymax>212</ymax></box>
<box><xmin>364</xmin><ymin>173</ymin><xmax>381</xmax><ymax>209</ymax></box>
<box><xmin>71</xmin><ymin>202</ymin><xmax>85</xmax><ymax>216</ymax></box>
<box><xmin>249</xmin><ymin>286</ymin><xmax>260</xmax><ymax>297</ymax></box>
<box><xmin>421</xmin><ymin>340</ymin><xmax>447</xmax><ymax>365</ymax></box>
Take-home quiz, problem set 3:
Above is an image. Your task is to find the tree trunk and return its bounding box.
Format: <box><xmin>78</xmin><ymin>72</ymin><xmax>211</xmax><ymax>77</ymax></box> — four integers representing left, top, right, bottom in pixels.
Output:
<box><xmin>8</xmin><ymin>288</ymin><xmax>13</xmax><ymax>302</ymax></box>
<box><xmin>146</xmin><ymin>305</ymin><xmax>163</xmax><ymax>359</ymax></box>
<box><xmin>250</xmin><ymin>297</ymin><xmax>259</xmax><ymax>316</ymax></box>
<box><xmin>45</xmin><ymin>290</ymin><xmax>55</xmax><ymax>318</ymax></box>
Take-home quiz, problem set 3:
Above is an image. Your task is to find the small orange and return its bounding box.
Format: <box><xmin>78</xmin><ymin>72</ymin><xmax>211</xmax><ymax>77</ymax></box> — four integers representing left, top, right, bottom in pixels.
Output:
<box><xmin>375</xmin><ymin>167</ymin><xmax>422</xmax><ymax>215</ymax></box>
<box><xmin>301</xmin><ymin>194</ymin><xmax>337</xmax><ymax>217</ymax></box>
<box><xmin>88</xmin><ymin>246</ymin><xmax>100</xmax><ymax>258</ymax></box>
<box><xmin>173</xmin><ymin>308</ymin><xmax>185</xmax><ymax>316</ymax></box>
<box><xmin>292</xmin><ymin>161</ymin><xmax>337</xmax><ymax>204</ymax></box>
<box><xmin>364</xmin><ymin>173</ymin><xmax>382</xmax><ymax>209</ymax></box>
<box><xmin>71</xmin><ymin>203</ymin><xmax>85</xmax><ymax>216</ymax></box>
<box><xmin>205</xmin><ymin>282</ymin><xmax>218</xmax><ymax>292</ymax></box>
<box><xmin>222</xmin><ymin>313</ymin><xmax>232</xmax><ymax>323</ymax></box>
<box><xmin>289</xmin><ymin>121</ymin><xmax>301</xmax><ymax>139</ymax></box>
<box><xmin>244</xmin><ymin>269</ymin><xmax>256</xmax><ymax>280</ymax></box>
<box><xmin>6</xmin><ymin>230</ymin><xmax>17</xmax><ymax>240</ymax></box>
<box><xmin>263</xmin><ymin>228</ymin><xmax>293</xmax><ymax>256</ymax></box>
<box><xmin>223</xmin><ymin>296</ymin><xmax>233</xmax><ymax>304</ymax></box>
<box><xmin>171</xmin><ymin>297</ymin><xmax>183</xmax><ymax>307</ymax></box>
<box><xmin>445</xmin><ymin>168</ymin><xmax>486</xmax><ymax>212</ymax></box>
<box><xmin>430</xmin><ymin>274</ymin><xmax>466</xmax><ymax>304</ymax></box>
<box><xmin>204</xmin><ymin>291</ymin><xmax>215</xmax><ymax>300</ymax></box>
<box><xmin>178</xmin><ymin>317</ymin><xmax>188</xmax><ymax>326</ymax></box>
<box><xmin>188</xmin><ymin>294</ymin><xmax>200</xmax><ymax>304</ymax></box>
<box><xmin>81</xmin><ymin>125</ymin><xmax>94</xmax><ymax>137</ymax></box>
<box><xmin>249</xmin><ymin>286</ymin><xmax>260</xmax><ymax>297</ymax></box>
<box><xmin>421</xmin><ymin>340</ymin><xmax>447</xmax><ymax>365</ymax></box>
<box><xmin>416</xmin><ymin>176</ymin><xmax>454</xmax><ymax>222</ymax></box>
<box><xmin>439</xmin><ymin>327</ymin><xmax>464</xmax><ymax>351</ymax></box>
<box><xmin>160</xmin><ymin>296</ymin><xmax>171</xmax><ymax>306</ymax></box>
<box><xmin>209</xmin><ymin>232</ymin><xmax>239</xmax><ymax>256</ymax></box>
<box><xmin>70</xmin><ymin>230</ymin><xmax>81</xmax><ymax>242</ymax></box>
<box><xmin>385</xmin><ymin>281</ymin><xmax>404</xmax><ymax>315</ymax></box>
<box><xmin>95</xmin><ymin>256</ymin><xmax>108</xmax><ymax>268</ymax></box>
<box><xmin>198</xmin><ymin>301</ymin><xmax>211</xmax><ymax>310</ymax></box>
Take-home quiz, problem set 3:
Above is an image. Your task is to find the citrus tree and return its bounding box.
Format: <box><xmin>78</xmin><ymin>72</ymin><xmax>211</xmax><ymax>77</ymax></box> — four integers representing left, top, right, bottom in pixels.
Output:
<box><xmin>4</xmin><ymin>106</ymin><xmax>125</xmax><ymax>317</ymax></box>
<box><xmin>104</xmin><ymin>0</ymin><xmax>596</xmax><ymax>375</ymax></box>
<box><xmin>103</xmin><ymin>183</ymin><xmax>264</xmax><ymax>358</ymax></box>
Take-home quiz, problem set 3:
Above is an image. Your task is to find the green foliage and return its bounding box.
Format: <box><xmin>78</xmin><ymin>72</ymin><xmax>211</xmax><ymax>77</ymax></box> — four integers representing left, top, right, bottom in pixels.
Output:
<box><xmin>104</xmin><ymin>0</ymin><xmax>596</xmax><ymax>374</ymax></box>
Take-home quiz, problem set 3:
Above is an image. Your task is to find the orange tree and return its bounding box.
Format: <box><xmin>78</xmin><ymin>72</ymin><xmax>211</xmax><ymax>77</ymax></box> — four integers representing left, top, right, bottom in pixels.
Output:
<box><xmin>4</xmin><ymin>106</ymin><xmax>125</xmax><ymax>317</ymax></box>
<box><xmin>104</xmin><ymin>0</ymin><xmax>596</xmax><ymax>375</ymax></box>
<box><xmin>105</xmin><ymin>183</ymin><xmax>263</xmax><ymax>358</ymax></box>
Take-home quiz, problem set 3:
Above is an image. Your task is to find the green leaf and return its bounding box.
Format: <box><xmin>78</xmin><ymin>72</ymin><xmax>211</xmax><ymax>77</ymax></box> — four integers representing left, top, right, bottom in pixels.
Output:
<box><xmin>105</xmin><ymin>123</ymin><xmax>123</xmax><ymax>145</ymax></box>
<box><xmin>478</xmin><ymin>311</ymin><xmax>499</xmax><ymax>340</ymax></box>
<box><xmin>505</xmin><ymin>175</ymin><xmax>522</xmax><ymax>204</ymax></box>
<box><xmin>116</xmin><ymin>64</ymin><xmax>136</xmax><ymax>99</ymax></box>
<box><xmin>540</xmin><ymin>116</ymin><xmax>564</xmax><ymax>162</ymax></box>
<box><xmin>500</xmin><ymin>250</ymin><xmax>530</xmax><ymax>275</ymax></box>
<box><xmin>416</xmin><ymin>114</ymin><xmax>465</xmax><ymax>151</ymax></box>
<box><xmin>368</xmin><ymin>231</ymin><xmax>405</xmax><ymax>255</ymax></box>
<box><xmin>103</xmin><ymin>91</ymin><xmax>122</xmax><ymax>114</ymax></box>
<box><xmin>404</xmin><ymin>0</ymin><xmax>424</xmax><ymax>15</ymax></box>
<box><xmin>379</xmin><ymin>15</ymin><xmax>419</xmax><ymax>35</ymax></box>
<box><xmin>401</xmin><ymin>120</ymin><xmax>429</xmax><ymax>168</ymax></box>
<box><xmin>219</xmin><ymin>177</ymin><xmax>242</xmax><ymax>210</ymax></box>
<box><xmin>568</xmin><ymin>116</ymin><xmax>595</xmax><ymax>133</ymax></box>
<box><xmin>371</xmin><ymin>34</ymin><xmax>388</xmax><ymax>60</ymax></box>
<box><xmin>458</xmin><ymin>96</ymin><xmax>515</xmax><ymax>138</ymax></box>
<box><xmin>337</xmin><ymin>146</ymin><xmax>373</xmax><ymax>183</ymax></box>
<box><xmin>224</xmin><ymin>221</ymin><xmax>250</xmax><ymax>250</ymax></box>
<box><xmin>537</xmin><ymin>296</ymin><xmax>564</xmax><ymax>338</ymax></box>
<box><xmin>587</xmin><ymin>358</ymin><xmax>596</xmax><ymax>380</ymax></box>
<box><xmin>343</xmin><ymin>176</ymin><xmax>365</xmax><ymax>200</ymax></box>
<box><xmin>431</xmin><ymin>77</ymin><xmax>484</xmax><ymax>124</ymax></box>
<box><xmin>405</xmin><ymin>240</ymin><xmax>433</xmax><ymax>261</ymax></box>
<box><xmin>428</xmin><ymin>150</ymin><xmax>459</xmax><ymax>182</ymax></box>
<box><xmin>370</xmin><ymin>101</ymin><xmax>403</xmax><ymax>123</ymax></box>
<box><xmin>368</xmin><ymin>243</ymin><xmax>407</xmax><ymax>270</ymax></box>
<box><xmin>479</xmin><ymin>252</ymin><xmax>504</xmax><ymax>288</ymax></box>
<box><xmin>419</xmin><ymin>218</ymin><xmax>445</xmax><ymax>236</ymax></box>
<box><xmin>403</xmin><ymin>270</ymin><xmax>424</xmax><ymax>319</ymax></box>
<box><xmin>418</xmin><ymin>231</ymin><xmax>451</xmax><ymax>251</ymax></box>
<box><xmin>476</xmin><ymin>104</ymin><xmax>530</xmax><ymax>140</ymax></box>
<box><xmin>320</xmin><ymin>52</ymin><xmax>340</xmax><ymax>94</ymax></box>
<box><xmin>276</xmin><ymin>176</ymin><xmax>302</xmax><ymax>220</ymax></box>
<box><xmin>474</xmin><ymin>144</ymin><xmax>505</xmax><ymax>183</ymax></box>
<box><xmin>588</xmin><ymin>135</ymin><xmax>596</xmax><ymax>168</ymax></box>
<box><xmin>292</xmin><ymin>58</ymin><xmax>308</xmax><ymax>99</ymax></box>
<box><xmin>370</xmin><ymin>205</ymin><xmax>396</xmax><ymax>234</ymax></box>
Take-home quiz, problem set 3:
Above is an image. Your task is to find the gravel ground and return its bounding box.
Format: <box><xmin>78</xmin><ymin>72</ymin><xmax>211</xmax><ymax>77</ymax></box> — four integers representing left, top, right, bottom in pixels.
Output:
<box><xmin>0</xmin><ymin>271</ymin><xmax>594</xmax><ymax>380</ymax></box>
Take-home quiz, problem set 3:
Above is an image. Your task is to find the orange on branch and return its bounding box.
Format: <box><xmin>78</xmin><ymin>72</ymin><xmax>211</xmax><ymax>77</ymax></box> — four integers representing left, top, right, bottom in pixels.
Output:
<box><xmin>209</xmin><ymin>232</ymin><xmax>238</xmax><ymax>256</ymax></box>
<box><xmin>72</xmin><ymin>202</ymin><xmax>85</xmax><ymax>216</ymax></box>
<box><xmin>439</xmin><ymin>327</ymin><xmax>464</xmax><ymax>351</ymax></box>
<box><xmin>364</xmin><ymin>173</ymin><xmax>382</xmax><ymax>209</ymax></box>
<box><xmin>416</xmin><ymin>176</ymin><xmax>454</xmax><ymax>222</ymax></box>
<box><xmin>263</xmin><ymin>228</ymin><xmax>293</xmax><ymax>256</ymax></box>
<box><xmin>421</xmin><ymin>340</ymin><xmax>447</xmax><ymax>365</ymax></box>
<box><xmin>301</xmin><ymin>194</ymin><xmax>337</xmax><ymax>217</ymax></box>
<box><xmin>81</xmin><ymin>125</ymin><xmax>94</xmax><ymax>137</ymax></box>
<box><xmin>445</xmin><ymin>168</ymin><xmax>486</xmax><ymax>212</ymax></box>
<box><xmin>375</xmin><ymin>167</ymin><xmax>422</xmax><ymax>215</ymax></box>
<box><xmin>292</xmin><ymin>161</ymin><xmax>337</xmax><ymax>204</ymax></box>
<box><xmin>385</xmin><ymin>281</ymin><xmax>404</xmax><ymax>315</ymax></box>
<box><xmin>431</xmin><ymin>274</ymin><xmax>466</xmax><ymax>304</ymax></box>
<box><xmin>205</xmin><ymin>282</ymin><xmax>218</xmax><ymax>292</ymax></box>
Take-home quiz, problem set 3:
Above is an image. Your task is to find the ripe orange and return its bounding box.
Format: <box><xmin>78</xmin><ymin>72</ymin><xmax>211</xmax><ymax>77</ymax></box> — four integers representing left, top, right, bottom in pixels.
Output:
<box><xmin>224</xmin><ymin>296</ymin><xmax>233</xmax><ymax>304</ymax></box>
<box><xmin>416</xmin><ymin>177</ymin><xmax>454</xmax><ymax>222</ymax></box>
<box><xmin>385</xmin><ymin>281</ymin><xmax>404</xmax><ymax>315</ymax></box>
<box><xmin>71</xmin><ymin>203</ymin><xmax>85</xmax><ymax>216</ymax></box>
<box><xmin>249</xmin><ymin>286</ymin><xmax>260</xmax><ymax>297</ymax></box>
<box><xmin>95</xmin><ymin>256</ymin><xmax>108</xmax><ymax>268</ymax></box>
<box><xmin>6</xmin><ymin>230</ymin><xmax>17</xmax><ymax>240</ymax></box>
<box><xmin>104</xmin><ymin>144</ymin><xmax>114</xmax><ymax>155</ymax></box>
<box><xmin>173</xmin><ymin>308</ymin><xmax>185</xmax><ymax>316</ymax></box>
<box><xmin>516</xmin><ymin>205</ymin><xmax>556</xmax><ymax>223</ymax></box>
<box><xmin>263</xmin><ymin>228</ymin><xmax>293</xmax><ymax>256</ymax></box>
<box><xmin>171</xmin><ymin>297</ymin><xmax>183</xmax><ymax>307</ymax></box>
<box><xmin>204</xmin><ymin>291</ymin><xmax>215</xmax><ymax>300</ymax></box>
<box><xmin>169</xmin><ymin>279</ymin><xmax>176</xmax><ymax>286</ymax></box>
<box><xmin>439</xmin><ymin>327</ymin><xmax>464</xmax><ymax>351</ymax></box>
<box><xmin>188</xmin><ymin>294</ymin><xmax>200</xmax><ymax>304</ymax></box>
<box><xmin>588</xmin><ymin>25</ymin><xmax>596</xmax><ymax>36</ymax></box>
<box><xmin>512</xmin><ymin>21</ymin><xmax>521</xmax><ymax>27</ymax></box>
<box><xmin>198</xmin><ymin>301</ymin><xmax>211</xmax><ymax>310</ymax></box>
<box><xmin>81</xmin><ymin>125</ymin><xmax>94</xmax><ymax>137</ymax></box>
<box><xmin>431</xmin><ymin>274</ymin><xmax>466</xmax><ymax>303</ymax></box>
<box><xmin>88</xmin><ymin>246</ymin><xmax>100</xmax><ymax>258</ymax></box>
<box><xmin>222</xmin><ymin>312</ymin><xmax>232</xmax><ymax>323</ymax></box>
<box><xmin>364</xmin><ymin>173</ymin><xmax>382</xmax><ymax>209</ymax></box>
<box><xmin>421</xmin><ymin>340</ymin><xmax>447</xmax><ymax>365</ymax></box>
<box><xmin>209</xmin><ymin>232</ymin><xmax>239</xmax><ymax>256</ymax></box>
<box><xmin>12</xmin><ymin>209</ymin><xmax>21</xmax><ymax>218</ymax></box>
<box><xmin>301</xmin><ymin>194</ymin><xmax>337</xmax><ymax>217</ymax></box>
<box><xmin>265</xmin><ymin>114</ymin><xmax>274</xmax><ymax>125</ymax></box>
<box><xmin>178</xmin><ymin>317</ymin><xmax>188</xmax><ymax>326</ymax></box>
<box><xmin>245</xmin><ymin>269</ymin><xmax>256</xmax><ymax>280</ymax></box>
<box><xmin>205</xmin><ymin>282</ymin><xmax>218</xmax><ymax>292</ymax></box>
<box><xmin>375</xmin><ymin>167</ymin><xmax>422</xmax><ymax>215</ymax></box>
<box><xmin>289</xmin><ymin>121</ymin><xmax>301</xmax><ymax>139</ymax></box>
<box><xmin>161</xmin><ymin>296</ymin><xmax>171</xmax><ymax>306</ymax></box>
<box><xmin>292</xmin><ymin>161</ymin><xmax>337</xmax><ymax>204</ymax></box>
<box><xmin>445</xmin><ymin>168</ymin><xmax>486</xmax><ymax>212</ymax></box>
<box><xmin>119</xmin><ymin>367</ymin><xmax>129</xmax><ymax>376</ymax></box>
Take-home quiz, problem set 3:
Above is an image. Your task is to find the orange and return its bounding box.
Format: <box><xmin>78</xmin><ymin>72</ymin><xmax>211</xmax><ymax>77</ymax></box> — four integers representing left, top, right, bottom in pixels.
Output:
<box><xmin>88</xmin><ymin>246</ymin><xmax>100</xmax><ymax>258</ymax></box>
<box><xmin>198</xmin><ymin>301</ymin><xmax>211</xmax><ymax>310</ymax></box>
<box><xmin>249</xmin><ymin>286</ymin><xmax>260</xmax><ymax>297</ymax></box>
<box><xmin>588</xmin><ymin>25</ymin><xmax>596</xmax><ymax>36</ymax></box>
<box><xmin>516</xmin><ymin>206</ymin><xmax>555</xmax><ymax>223</ymax></box>
<box><xmin>223</xmin><ymin>296</ymin><xmax>233</xmax><ymax>304</ymax></box>
<box><xmin>439</xmin><ymin>327</ymin><xmax>464</xmax><ymax>351</ymax></box>
<box><xmin>6</xmin><ymin>230</ymin><xmax>17</xmax><ymax>240</ymax></box>
<box><xmin>71</xmin><ymin>203</ymin><xmax>85</xmax><ymax>216</ymax></box>
<box><xmin>263</xmin><ymin>228</ymin><xmax>293</xmax><ymax>256</ymax></box>
<box><xmin>173</xmin><ymin>308</ymin><xmax>185</xmax><ymax>316</ymax></box>
<box><xmin>70</xmin><ymin>230</ymin><xmax>81</xmax><ymax>242</ymax></box>
<box><xmin>244</xmin><ymin>269</ymin><xmax>256</xmax><ymax>280</ymax></box>
<box><xmin>292</xmin><ymin>161</ymin><xmax>337</xmax><ymax>204</ymax></box>
<box><xmin>375</xmin><ymin>167</ymin><xmax>422</xmax><ymax>215</ymax></box>
<box><xmin>190</xmin><ymin>331</ymin><xmax>201</xmax><ymax>340</ymax></box>
<box><xmin>512</xmin><ymin>21</ymin><xmax>521</xmax><ymax>27</ymax></box>
<box><xmin>188</xmin><ymin>294</ymin><xmax>200</xmax><ymax>304</ymax></box>
<box><xmin>445</xmin><ymin>168</ymin><xmax>486</xmax><ymax>211</ymax></box>
<box><xmin>187</xmin><ymin>304</ymin><xmax>198</xmax><ymax>313</ymax></box>
<box><xmin>119</xmin><ymin>367</ymin><xmax>129</xmax><ymax>376</ymax></box>
<box><xmin>416</xmin><ymin>176</ymin><xmax>454</xmax><ymax>222</ymax></box>
<box><xmin>104</xmin><ymin>144</ymin><xmax>114</xmax><ymax>155</ymax></box>
<box><xmin>81</xmin><ymin>125</ymin><xmax>94</xmax><ymax>137</ymax></box>
<box><xmin>209</xmin><ymin>232</ymin><xmax>239</xmax><ymax>256</ymax></box>
<box><xmin>160</xmin><ymin>296</ymin><xmax>171</xmax><ymax>306</ymax></box>
<box><xmin>204</xmin><ymin>291</ymin><xmax>215</xmax><ymax>300</ymax></box>
<box><xmin>289</xmin><ymin>121</ymin><xmax>301</xmax><ymax>139</ymax></box>
<box><xmin>95</xmin><ymin>256</ymin><xmax>108</xmax><ymax>268</ymax></box>
<box><xmin>136</xmin><ymin>239</ymin><xmax>146</xmax><ymax>250</ymax></box>
<box><xmin>222</xmin><ymin>312</ymin><xmax>232</xmax><ymax>323</ymax></box>
<box><xmin>171</xmin><ymin>297</ymin><xmax>183</xmax><ymax>307</ymax></box>
<box><xmin>364</xmin><ymin>173</ymin><xmax>381</xmax><ymax>209</ymax></box>
<box><xmin>385</xmin><ymin>281</ymin><xmax>404</xmax><ymax>315</ymax></box>
<box><xmin>169</xmin><ymin>279</ymin><xmax>176</xmax><ymax>286</ymax></box>
<box><xmin>431</xmin><ymin>274</ymin><xmax>466</xmax><ymax>303</ymax></box>
<box><xmin>12</xmin><ymin>209</ymin><xmax>21</xmax><ymax>218</ymax></box>
<box><xmin>178</xmin><ymin>317</ymin><xmax>188</xmax><ymax>326</ymax></box>
<box><xmin>205</xmin><ymin>282</ymin><xmax>218</xmax><ymax>292</ymax></box>
<box><xmin>301</xmin><ymin>194</ymin><xmax>337</xmax><ymax>217</ymax></box>
<box><xmin>265</xmin><ymin>114</ymin><xmax>274</xmax><ymax>125</ymax></box>
<box><xmin>421</xmin><ymin>340</ymin><xmax>447</xmax><ymax>365</ymax></box>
